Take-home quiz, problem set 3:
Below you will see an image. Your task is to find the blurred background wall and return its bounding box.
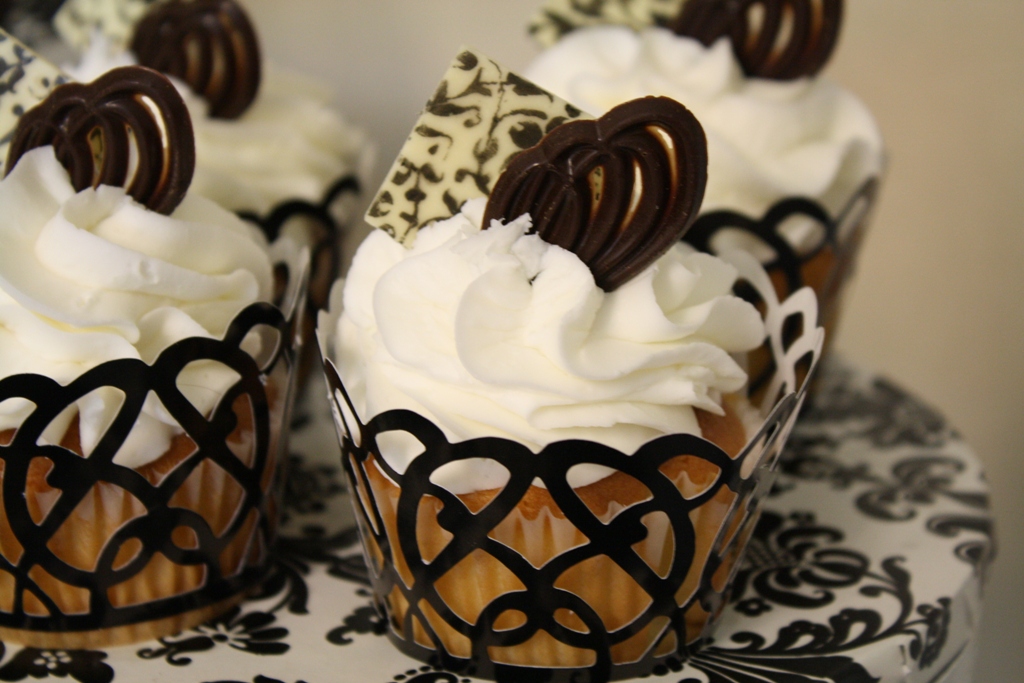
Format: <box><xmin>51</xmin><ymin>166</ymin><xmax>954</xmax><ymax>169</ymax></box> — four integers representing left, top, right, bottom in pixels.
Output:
<box><xmin>240</xmin><ymin>1</ymin><xmax>1022</xmax><ymax>678</ymax></box>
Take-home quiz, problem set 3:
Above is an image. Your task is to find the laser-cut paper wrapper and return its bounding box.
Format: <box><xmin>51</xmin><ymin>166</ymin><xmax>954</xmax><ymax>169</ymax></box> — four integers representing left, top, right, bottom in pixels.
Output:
<box><xmin>319</xmin><ymin>251</ymin><xmax>823</xmax><ymax>682</ymax></box>
<box><xmin>0</xmin><ymin>243</ymin><xmax>309</xmax><ymax>649</ymax></box>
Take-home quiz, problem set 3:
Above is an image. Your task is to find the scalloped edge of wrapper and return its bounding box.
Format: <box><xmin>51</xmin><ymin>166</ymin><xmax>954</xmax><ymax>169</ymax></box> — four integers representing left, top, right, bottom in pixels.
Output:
<box><xmin>0</xmin><ymin>29</ymin><xmax>71</xmax><ymax>177</ymax></box>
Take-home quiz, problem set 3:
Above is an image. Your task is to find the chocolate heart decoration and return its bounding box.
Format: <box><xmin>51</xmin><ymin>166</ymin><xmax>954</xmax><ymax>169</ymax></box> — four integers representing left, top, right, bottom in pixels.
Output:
<box><xmin>483</xmin><ymin>96</ymin><xmax>707</xmax><ymax>292</ymax></box>
<box><xmin>670</xmin><ymin>0</ymin><xmax>738</xmax><ymax>45</ymax></box>
<box><xmin>671</xmin><ymin>0</ymin><xmax>843</xmax><ymax>80</ymax></box>
<box><xmin>131</xmin><ymin>0</ymin><xmax>260</xmax><ymax>120</ymax></box>
<box><xmin>5</xmin><ymin>65</ymin><xmax>195</xmax><ymax>215</ymax></box>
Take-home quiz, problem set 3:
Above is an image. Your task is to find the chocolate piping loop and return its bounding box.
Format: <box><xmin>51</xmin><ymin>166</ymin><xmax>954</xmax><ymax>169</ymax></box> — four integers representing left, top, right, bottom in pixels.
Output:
<box><xmin>576</xmin><ymin>151</ymin><xmax>631</xmax><ymax>263</ymax></box>
<box><xmin>484</xmin><ymin>96</ymin><xmax>707</xmax><ymax>292</ymax></box>
<box><xmin>589</xmin><ymin>127</ymin><xmax>671</xmax><ymax>274</ymax></box>
<box><xmin>672</xmin><ymin>0</ymin><xmax>843</xmax><ymax>80</ymax></box>
<box><xmin>131</xmin><ymin>0</ymin><xmax>261</xmax><ymax>120</ymax></box>
<box><xmin>5</xmin><ymin>65</ymin><xmax>196</xmax><ymax>215</ymax></box>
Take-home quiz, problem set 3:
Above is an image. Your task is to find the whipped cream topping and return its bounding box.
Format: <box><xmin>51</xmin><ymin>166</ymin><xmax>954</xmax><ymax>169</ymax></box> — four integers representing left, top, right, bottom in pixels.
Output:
<box><xmin>0</xmin><ymin>147</ymin><xmax>275</xmax><ymax>468</ymax></box>
<box><xmin>332</xmin><ymin>198</ymin><xmax>765</xmax><ymax>493</ymax></box>
<box><xmin>68</xmin><ymin>38</ymin><xmax>370</xmax><ymax>216</ymax></box>
<box><xmin>525</xmin><ymin>26</ymin><xmax>884</xmax><ymax>217</ymax></box>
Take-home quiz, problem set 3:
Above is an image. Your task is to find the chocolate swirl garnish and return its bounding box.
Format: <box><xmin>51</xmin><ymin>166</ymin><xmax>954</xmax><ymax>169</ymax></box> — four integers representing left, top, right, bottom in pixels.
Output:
<box><xmin>483</xmin><ymin>96</ymin><xmax>707</xmax><ymax>292</ymax></box>
<box><xmin>671</xmin><ymin>0</ymin><xmax>843</xmax><ymax>80</ymax></box>
<box><xmin>6</xmin><ymin>65</ymin><xmax>195</xmax><ymax>215</ymax></box>
<box><xmin>131</xmin><ymin>0</ymin><xmax>260</xmax><ymax>120</ymax></box>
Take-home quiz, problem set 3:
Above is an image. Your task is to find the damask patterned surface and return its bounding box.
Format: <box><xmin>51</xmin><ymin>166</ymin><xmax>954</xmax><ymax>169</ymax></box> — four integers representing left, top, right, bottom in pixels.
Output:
<box><xmin>0</xmin><ymin>358</ymin><xmax>991</xmax><ymax>683</ymax></box>
<box><xmin>51</xmin><ymin>0</ymin><xmax>159</xmax><ymax>50</ymax></box>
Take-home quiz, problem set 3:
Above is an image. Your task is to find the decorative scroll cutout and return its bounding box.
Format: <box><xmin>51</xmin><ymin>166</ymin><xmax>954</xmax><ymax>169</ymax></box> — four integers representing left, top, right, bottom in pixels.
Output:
<box><xmin>484</xmin><ymin>96</ymin><xmax>707</xmax><ymax>292</ymax></box>
<box><xmin>365</xmin><ymin>47</ymin><xmax>589</xmax><ymax>245</ymax></box>
<box><xmin>240</xmin><ymin>175</ymin><xmax>361</xmax><ymax>317</ymax></box>
<box><xmin>684</xmin><ymin>178</ymin><xmax>879</xmax><ymax>344</ymax></box>
<box><xmin>0</xmin><ymin>29</ymin><xmax>70</xmax><ymax>176</ymax></box>
<box><xmin>0</xmin><ymin>250</ymin><xmax>308</xmax><ymax>638</ymax></box>
<box><xmin>239</xmin><ymin>174</ymin><xmax>361</xmax><ymax>391</ymax></box>
<box><xmin>320</xmin><ymin>246</ymin><xmax>824</xmax><ymax>681</ymax></box>
<box><xmin>131</xmin><ymin>0</ymin><xmax>261</xmax><ymax>119</ymax></box>
<box><xmin>670</xmin><ymin>0</ymin><xmax>844</xmax><ymax>79</ymax></box>
<box><xmin>6</xmin><ymin>65</ymin><xmax>195</xmax><ymax>215</ymax></box>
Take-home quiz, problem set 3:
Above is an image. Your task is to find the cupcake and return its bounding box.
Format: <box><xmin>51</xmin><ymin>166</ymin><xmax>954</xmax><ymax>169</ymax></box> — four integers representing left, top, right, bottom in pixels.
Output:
<box><xmin>321</xmin><ymin>48</ymin><xmax>821</xmax><ymax>680</ymax></box>
<box><xmin>0</xmin><ymin>53</ymin><xmax>307</xmax><ymax>648</ymax></box>
<box><xmin>55</xmin><ymin>0</ymin><xmax>370</xmax><ymax>383</ymax></box>
<box><xmin>525</xmin><ymin>0</ymin><xmax>883</xmax><ymax>349</ymax></box>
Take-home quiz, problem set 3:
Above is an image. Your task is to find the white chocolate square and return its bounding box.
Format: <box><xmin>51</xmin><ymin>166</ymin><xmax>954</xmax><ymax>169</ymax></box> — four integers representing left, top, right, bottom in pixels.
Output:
<box><xmin>365</xmin><ymin>47</ymin><xmax>590</xmax><ymax>245</ymax></box>
<box><xmin>0</xmin><ymin>30</ymin><xmax>70</xmax><ymax>176</ymax></box>
<box><xmin>528</xmin><ymin>0</ymin><xmax>686</xmax><ymax>47</ymax></box>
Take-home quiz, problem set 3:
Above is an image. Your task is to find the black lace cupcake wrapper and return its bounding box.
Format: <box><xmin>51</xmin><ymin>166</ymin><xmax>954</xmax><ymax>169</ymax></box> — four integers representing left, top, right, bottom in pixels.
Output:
<box><xmin>320</xmin><ymin>251</ymin><xmax>824</xmax><ymax>682</ymax></box>
<box><xmin>0</xmin><ymin>250</ymin><xmax>309</xmax><ymax>635</ymax></box>
<box><xmin>684</xmin><ymin>178</ymin><xmax>881</xmax><ymax>346</ymax></box>
<box><xmin>238</xmin><ymin>174</ymin><xmax>362</xmax><ymax>317</ymax></box>
<box><xmin>240</xmin><ymin>175</ymin><xmax>362</xmax><ymax>396</ymax></box>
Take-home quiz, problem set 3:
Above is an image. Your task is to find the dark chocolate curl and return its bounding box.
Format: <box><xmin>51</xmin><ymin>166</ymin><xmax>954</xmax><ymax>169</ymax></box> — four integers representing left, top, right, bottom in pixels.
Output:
<box><xmin>671</xmin><ymin>0</ymin><xmax>843</xmax><ymax>80</ymax></box>
<box><xmin>6</xmin><ymin>65</ymin><xmax>195</xmax><ymax>215</ymax></box>
<box><xmin>132</xmin><ymin>0</ymin><xmax>261</xmax><ymax>119</ymax></box>
<box><xmin>672</xmin><ymin>0</ymin><xmax>741</xmax><ymax>46</ymax></box>
<box><xmin>483</xmin><ymin>96</ymin><xmax>708</xmax><ymax>292</ymax></box>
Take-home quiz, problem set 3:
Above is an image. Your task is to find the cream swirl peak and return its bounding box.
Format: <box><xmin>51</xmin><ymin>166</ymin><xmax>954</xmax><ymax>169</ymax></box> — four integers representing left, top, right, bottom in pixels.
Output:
<box><xmin>525</xmin><ymin>25</ymin><xmax>883</xmax><ymax>217</ymax></box>
<box><xmin>0</xmin><ymin>146</ymin><xmax>275</xmax><ymax>468</ymax></box>
<box><xmin>181</xmin><ymin>64</ymin><xmax>368</xmax><ymax>215</ymax></box>
<box><xmin>131</xmin><ymin>0</ymin><xmax>261</xmax><ymax>120</ymax></box>
<box><xmin>334</xmin><ymin>198</ymin><xmax>765</xmax><ymax>493</ymax></box>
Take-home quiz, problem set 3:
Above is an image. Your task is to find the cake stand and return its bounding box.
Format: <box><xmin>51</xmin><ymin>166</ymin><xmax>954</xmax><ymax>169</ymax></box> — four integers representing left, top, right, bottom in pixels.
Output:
<box><xmin>0</xmin><ymin>358</ymin><xmax>992</xmax><ymax>683</ymax></box>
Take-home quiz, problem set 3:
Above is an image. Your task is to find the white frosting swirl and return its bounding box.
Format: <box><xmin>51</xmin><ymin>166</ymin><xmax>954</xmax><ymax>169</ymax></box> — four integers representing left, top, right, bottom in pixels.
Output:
<box><xmin>332</xmin><ymin>198</ymin><xmax>765</xmax><ymax>493</ymax></box>
<box><xmin>0</xmin><ymin>147</ymin><xmax>275</xmax><ymax>468</ymax></box>
<box><xmin>525</xmin><ymin>26</ymin><xmax>884</xmax><ymax>217</ymax></box>
<box><xmin>68</xmin><ymin>38</ymin><xmax>369</xmax><ymax>215</ymax></box>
